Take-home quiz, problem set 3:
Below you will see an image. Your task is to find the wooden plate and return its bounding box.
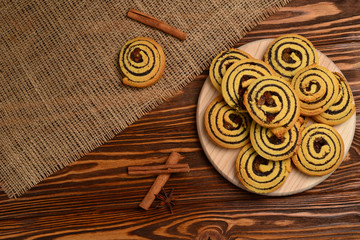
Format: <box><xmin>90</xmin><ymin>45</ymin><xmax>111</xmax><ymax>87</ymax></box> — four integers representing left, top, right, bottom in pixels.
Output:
<box><xmin>196</xmin><ymin>39</ymin><xmax>356</xmax><ymax>196</ymax></box>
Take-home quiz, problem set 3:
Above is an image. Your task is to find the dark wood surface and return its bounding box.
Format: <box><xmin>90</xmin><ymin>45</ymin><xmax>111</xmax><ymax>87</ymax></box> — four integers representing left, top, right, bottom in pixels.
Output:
<box><xmin>1</xmin><ymin>0</ymin><xmax>360</xmax><ymax>239</ymax></box>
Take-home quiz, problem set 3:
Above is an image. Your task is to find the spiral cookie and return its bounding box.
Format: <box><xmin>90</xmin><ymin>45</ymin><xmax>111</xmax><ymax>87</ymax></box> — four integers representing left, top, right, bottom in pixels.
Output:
<box><xmin>264</xmin><ymin>34</ymin><xmax>318</xmax><ymax>81</ymax></box>
<box><xmin>119</xmin><ymin>37</ymin><xmax>165</xmax><ymax>88</ymax></box>
<box><xmin>244</xmin><ymin>76</ymin><xmax>300</xmax><ymax>137</ymax></box>
<box><xmin>222</xmin><ymin>59</ymin><xmax>275</xmax><ymax>112</ymax></box>
<box><xmin>236</xmin><ymin>144</ymin><xmax>291</xmax><ymax>194</ymax></box>
<box><xmin>292</xmin><ymin>123</ymin><xmax>344</xmax><ymax>176</ymax></box>
<box><xmin>204</xmin><ymin>96</ymin><xmax>251</xmax><ymax>149</ymax></box>
<box><xmin>250</xmin><ymin>121</ymin><xmax>301</xmax><ymax>161</ymax></box>
<box><xmin>209</xmin><ymin>49</ymin><xmax>252</xmax><ymax>92</ymax></box>
<box><xmin>313</xmin><ymin>72</ymin><xmax>355</xmax><ymax>125</ymax></box>
<box><xmin>291</xmin><ymin>64</ymin><xmax>339</xmax><ymax>116</ymax></box>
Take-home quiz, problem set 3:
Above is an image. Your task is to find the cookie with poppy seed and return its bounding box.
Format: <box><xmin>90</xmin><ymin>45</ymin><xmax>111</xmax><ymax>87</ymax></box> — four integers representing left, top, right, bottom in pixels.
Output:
<box><xmin>291</xmin><ymin>64</ymin><xmax>339</xmax><ymax>116</ymax></box>
<box><xmin>204</xmin><ymin>96</ymin><xmax>251</xmax><ymax>149</ymax></box>
<box><xmin>250</xmin><ymin>120</ymin><xmax>301</xmax><ymax>161</ymax></box>
<box><xmin>236</xmin><ymin>144</ymin><xmax>291</xmax><ymax>194</ymax></box>
<box><xmin>313</xmin><ymin>72</ymin><xmax>355</xmax><ymax>125</ymax></box>
<box><xmin>292</xmin><ymin>123</ymin><xmax>344</xmax><ymax>176</ymax></box>
<box><xmin>209</xmin><ymin>48</ymin><xmax>252</xmax><ymax>92</ymax></box>
<box><xmin>244</xmin><ymin>76</ymin><xmax>300</xmax><ymax>138</ymax></box>
<box><xmin>221</xmin><ymin>59</ymin><xmax>275</xmax><ymax>112</ymax></box>
<box><xmin>119</xmin><ymin>37</ymin><xmax>165</xmax><ymax>88</ymax></box>
<box><xmin>264</xmin><ymin>34</ymin><xmax>318</xmax><ymax>81</ymax></box>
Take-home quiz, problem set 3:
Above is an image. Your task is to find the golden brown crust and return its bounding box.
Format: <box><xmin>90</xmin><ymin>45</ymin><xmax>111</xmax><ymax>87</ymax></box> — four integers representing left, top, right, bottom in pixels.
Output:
<box><xmin>209</xmin><ymin>48</ymin><xmax>252</xmax><ymax>92</ymax></box>
<box><xmin>243</xmin><ymin>76</ymin><xmax>300</xmax><ymax>137</ymax></box>
<box><xmin>250</xmin><ymin>121</ymin><xmax>302</xmax><ymax>161</ymax></box>
<box><xmin>292</xmin><ymin>124</ymin><xmax>344</xmax><ymax>176</ymax></box>
<box><xmin>119</xmin><ymin>37</ymin><xmax>165</xmax><ymax>88</ymax></box>
<box><xmin>290</xmin><ymin>64</ymin><xmax>339</xmax><ymax>116</ymax></box>
<box><xmin>221</xmin><ymin>59</ymin><xmax>275</xmax><ymax>112</ymax></box>
<box><xmin>236</xmin><ymin>144</ymin><xmax>291</xmax><ymax>194</ymax></box>
<box><xmin>312</xmin><ymin>72</ymin><xmax>355</xmax><ymax>125</ymax></box>
<box><xmin>204</xmin><ymin>96</ymin><xmax>251</xmax><ymax>149</ymax></box>
<box><xmin>264</xmin><ymin>34</ymin><xmax>318</xmax><ymax>81</ymax></box>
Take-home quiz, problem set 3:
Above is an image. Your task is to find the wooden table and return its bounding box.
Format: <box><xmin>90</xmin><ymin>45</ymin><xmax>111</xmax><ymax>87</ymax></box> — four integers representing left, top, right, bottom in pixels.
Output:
<box><xmin>1</xmin><ymin>0</ymin><xmax>359</xmax><ymax>239</ymax></box>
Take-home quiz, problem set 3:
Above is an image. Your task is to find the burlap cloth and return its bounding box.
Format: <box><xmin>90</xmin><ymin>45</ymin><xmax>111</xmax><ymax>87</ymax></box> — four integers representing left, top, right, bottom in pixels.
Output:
<box><xmin>0</xmin><ymin>0</ymin><xmax>291</xmax><ymax>198</ymax></box>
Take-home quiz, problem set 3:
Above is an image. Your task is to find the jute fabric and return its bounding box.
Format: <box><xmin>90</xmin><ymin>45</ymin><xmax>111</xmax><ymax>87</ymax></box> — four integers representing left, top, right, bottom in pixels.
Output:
<box><xmin>0</xmin><ymin>0</ymin><xmax>291</xmax><ymax>198</ymax></box>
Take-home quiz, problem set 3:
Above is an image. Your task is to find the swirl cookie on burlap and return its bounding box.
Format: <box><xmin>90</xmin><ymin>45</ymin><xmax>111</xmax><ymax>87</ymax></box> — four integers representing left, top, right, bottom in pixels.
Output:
<box><xmin>244</xmin><ymin>76</ymin><xmax>300</xmax><ymax>138</ymax></box>
<box><xmin>264</xmin><ymin>34</ymin><xmax>318</xmax><ymax>81</ymax></box>
<box><xmin>209</xmin><ymin>49</ymin><xmax>252</xmax><ymax>92</ymax></box>
<box><xmin>250</xmin><ymin>121</ymin><xmax>301</xmax><ymax>161</ymax></box>
<box><xmin>291</xmin><ymin>64</ymin><xmax>339</xmax><ymax>116</ymax></box>
<box><xmin>292</xmin><ymin>123</ymin><xmax>344</xmax><ymax>176</ymax></box>
<box><xmin>313</xmin><ymin>72</ymin><xmax>355</xmax><ymax>125</ymax></box>
<box><xmin>222</xmin><ymin>59</ymin><xmax>275</xmax><ymax>112</ymax></box>
<box><xmin>119</xmin><ymin>37</ymin><xmax>165</xmax><ymax>88</ymax></box>
<box><xmin>236</xmin><ymin>144</ymin><xmax>291</xmax><ymax>194</ymax></box>
<box><xmin>204</xmin><ymin>96</ymin><xmax>251</xmax><ymax>149</ymax></box>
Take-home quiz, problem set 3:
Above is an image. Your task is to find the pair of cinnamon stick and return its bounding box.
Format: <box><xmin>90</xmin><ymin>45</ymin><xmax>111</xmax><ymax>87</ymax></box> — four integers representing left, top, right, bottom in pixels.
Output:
<box><xmin>128</xmin><ymin>152</ymin><xmax>188</xmax><ymax>210</ymax></box>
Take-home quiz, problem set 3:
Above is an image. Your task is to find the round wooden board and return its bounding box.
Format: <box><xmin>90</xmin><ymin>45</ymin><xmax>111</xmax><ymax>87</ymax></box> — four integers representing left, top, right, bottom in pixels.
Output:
<box><xmin>196</xmin><ymin>39</ymin><xmax>356</xmax><ymax>196</ymax></box>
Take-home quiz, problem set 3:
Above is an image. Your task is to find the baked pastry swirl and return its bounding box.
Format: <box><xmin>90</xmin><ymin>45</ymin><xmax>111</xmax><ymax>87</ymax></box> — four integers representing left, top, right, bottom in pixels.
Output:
<box><xmin>250</xmin><ymin>121</ymin><xmax>301</xmax><ymax>161</ymax></box>
<box><xmin>236</xmin><ymin>144</ymin><xmax>291</xmax><ymax>194</ymax></box>
<box><xmin>292</xmin><ymin>123</ymin><xmax>344</xmax><ymax>176</ymax></box>
<box><xmin>204</xmin><ymin>96</ymin><xmax>251</xmax><ymax>149</ymax></box>
<box><xmin>222</xmin><ymin>59</ymin><xmax>275</xmax><ymax>112</ymax></box>
<box><xmin>264</xmin><ymin>34</ymin><xmax>318</xmax><ymax>81</ymax></box>
<box><xmin>313</xmin><ymin>72</ymin><xmax>355</xmax><ymax>125</ymax></box>
<box><xmin>119</xmin><ymin>37</ymin><xmax>165</xmax><ymax>88</ymax></box>
<box><xmin>291</xmin><ymin>64</ymin><xmax>339</xmax><ymax>116</ymax></box>
<box><xmin>209</xmin><ymin>49</ymin><xmax>252</xmax><ymax>92</ymax></box>
<box><xmin>244</xmin><ymin>76</ymin><xmax>300</xmax><ymax>138</ymax></box>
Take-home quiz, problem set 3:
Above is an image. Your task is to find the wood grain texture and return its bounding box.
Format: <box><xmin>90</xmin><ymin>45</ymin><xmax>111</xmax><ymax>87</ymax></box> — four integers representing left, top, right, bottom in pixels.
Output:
<box><xmin>1</xmin><ymin>0</ymin><xmax>360</xmax><ymax>239</ymax></box>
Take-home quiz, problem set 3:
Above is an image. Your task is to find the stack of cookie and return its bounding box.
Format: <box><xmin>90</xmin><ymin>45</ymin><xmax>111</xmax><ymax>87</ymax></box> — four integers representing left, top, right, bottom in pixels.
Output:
<box><xmin>204</xmin><ymin>34</ymin><xmax>355</xmax><ymax>194</ymax></box>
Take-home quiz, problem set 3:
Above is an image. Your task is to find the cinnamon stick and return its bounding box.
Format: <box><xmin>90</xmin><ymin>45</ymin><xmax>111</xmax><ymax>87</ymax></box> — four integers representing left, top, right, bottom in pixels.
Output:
<box><xmin>127</xmin><ymin>8</ymin><xmax>187</xmax><ymax>41</ymax></box>
<box><xmin>128</xmin><ymin>163</ymin><xmax>190</xmax><ymax>175</ymax></box>
<box><xmin>139</xmin><ymin>152</ymin><xmax>184</xmax><ymax>210</ymax></box>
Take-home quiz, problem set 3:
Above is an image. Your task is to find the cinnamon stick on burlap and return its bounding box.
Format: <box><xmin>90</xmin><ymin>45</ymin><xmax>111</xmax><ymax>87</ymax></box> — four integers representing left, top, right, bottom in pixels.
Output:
<box><xmin>139</xmin><ymin>152</ymin><xmax>184</xmax><ymax>210</ymax></box>
<box><xmin>127</xmin><ymin>8</ymin><xmax>187</xmax><ymax>41</ymax></box>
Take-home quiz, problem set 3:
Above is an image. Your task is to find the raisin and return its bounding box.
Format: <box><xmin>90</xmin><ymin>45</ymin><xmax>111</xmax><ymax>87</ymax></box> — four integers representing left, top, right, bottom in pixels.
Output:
<box><xmin>313</xmin><ymin>137</ymin><xmax>327</xmax><ymax>153</ymax></box>
<box><xmin>131</xmin><ymin>48</ymin><xmax>143</xmax><ymax>62</ymax></box>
